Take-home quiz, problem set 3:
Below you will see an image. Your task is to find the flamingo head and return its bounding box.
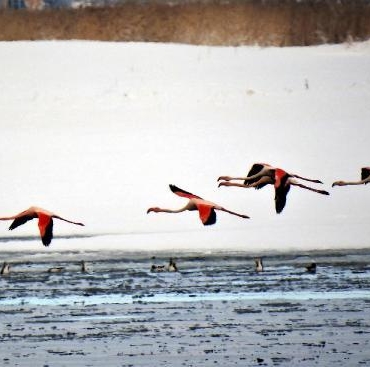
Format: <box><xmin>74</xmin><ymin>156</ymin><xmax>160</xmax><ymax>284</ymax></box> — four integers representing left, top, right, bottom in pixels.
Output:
<box><xmin>332</xmin><ymin>181</ymin><xmax>345</xmax><ymax>187</ymax></box>
<box><xmin>147</xmin><ymin>207</ymin><xmax>161</xmax><ymax>214</ymax></box>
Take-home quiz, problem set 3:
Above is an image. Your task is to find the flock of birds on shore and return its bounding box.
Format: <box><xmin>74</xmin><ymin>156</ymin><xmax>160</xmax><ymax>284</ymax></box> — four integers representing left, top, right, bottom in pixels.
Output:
<box><xmin>0</xmin><ymin>163</ymin><xmax>368</xmax><ymax>248</ymax></box>
<box><xmin>0</xmin><ymin>259</ymin><xmax>89</xmax><ymax>276</ymax></box>
<box><xmin>0</xmin><ymin>256</ymin><xmax>317</xmax><ymax>276</ymax></box>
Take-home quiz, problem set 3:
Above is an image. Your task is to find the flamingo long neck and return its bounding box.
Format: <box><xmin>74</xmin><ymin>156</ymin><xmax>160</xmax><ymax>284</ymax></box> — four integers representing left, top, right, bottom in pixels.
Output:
<box><xmin>220</xmin><ymin>182</ymin><xmax>251</xmax><ymax>188</ymax></box>
<box><xmin>340</xmin><ymin>180</ymin><xmax>367</xmax><ymax>186</ymax></box>
<box><xmin>244</xmin><ymin>167</ymin><xmax>275</xmax><ymax>182</ymax></box>
<box><xmin>0</xmin><ymin>215</ymin><xmax>17</xmax><ymax>221</ymax></box>
<box><xmin>157</xmin><ymin>207</ymin><xmax>188</xmax><ymax>214</ymax></box>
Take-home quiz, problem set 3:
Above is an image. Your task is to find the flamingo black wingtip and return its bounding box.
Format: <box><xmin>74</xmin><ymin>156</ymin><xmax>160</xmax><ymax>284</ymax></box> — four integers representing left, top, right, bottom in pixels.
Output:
<box><xmin>169</xmin><ymin>184</ymin><xmax>198</xmax><ymax>198</ymax></box>
<box><xmin>169</xmin><ymin>184</ymin><xmax>178</xmax><ymax>192</ymax></box>
<box><xmin>203</xmin><ymin>210</ymin><xmax>217</xmax><ymax>226</ymax></box>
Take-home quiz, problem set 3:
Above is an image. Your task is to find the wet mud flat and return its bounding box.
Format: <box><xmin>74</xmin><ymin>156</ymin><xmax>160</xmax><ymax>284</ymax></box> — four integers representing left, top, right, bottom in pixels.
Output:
<box><xmin>1</xmin><ymin>249</ymin><xmax>370</xmax><ymax>366</ymax></box>
<box><xmin>1</xmin><ymin>297</ymin><xmax>370</xmax><ymax>366</ymax></box>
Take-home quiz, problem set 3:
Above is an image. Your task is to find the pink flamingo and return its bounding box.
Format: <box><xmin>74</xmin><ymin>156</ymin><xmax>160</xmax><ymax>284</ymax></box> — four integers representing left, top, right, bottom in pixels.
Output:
<box><xmin>218</xmin><ymin>163</ymin><xmax>329</xmax><ymax>213</ymax></box>
<box><xmin>147</xmin><ymin>184</ymin><xmax>250</xmax><ymax>225</ymax></box>
<box><xmin>0</xmin><ymin>206</ymin><xmax>84</xmax><ymax>246</ymax></box>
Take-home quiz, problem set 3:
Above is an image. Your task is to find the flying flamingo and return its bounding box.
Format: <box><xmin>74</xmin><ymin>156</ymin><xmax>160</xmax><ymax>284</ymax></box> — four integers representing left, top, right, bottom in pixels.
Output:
<box><xmin>332</xmin><ymin>167</ymin><xmax>370</xmax><ymax>187</ymax></box>
<box><xmin>0</xmin><ymin>206</ymin><xmax>84</xmax><ymax>246</ymax></box>
<box><xmin>147</xmin><ymin>184</ymin><xmax>250</xmax><ymax>225</ymax></box>
<box><xmin>218</xmin><ymin>163</ymin><xmax>329</xmax><ymax>213</ymax></box>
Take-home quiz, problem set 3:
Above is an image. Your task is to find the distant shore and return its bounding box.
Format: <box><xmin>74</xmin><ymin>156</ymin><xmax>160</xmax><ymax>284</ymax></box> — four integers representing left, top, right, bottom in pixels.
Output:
<box><xmin>1</xmin><ymin>0</ymin><xmax>370</xmax><ymax>45</ymax></box>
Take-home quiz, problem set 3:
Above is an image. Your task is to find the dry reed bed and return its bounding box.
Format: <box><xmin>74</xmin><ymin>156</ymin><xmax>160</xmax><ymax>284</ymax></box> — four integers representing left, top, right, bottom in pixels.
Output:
<box><xmin>1</xmin><ymin>0</ymin><xmax>370</xmax><ymax>46</ymax></box>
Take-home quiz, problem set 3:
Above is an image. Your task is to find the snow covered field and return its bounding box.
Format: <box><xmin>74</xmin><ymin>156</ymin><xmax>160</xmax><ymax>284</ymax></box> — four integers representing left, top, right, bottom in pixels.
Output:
<box><xmin>0</xmin><ymin>40</ymin><xmax>369</xmax><ymax>252</ymax></box>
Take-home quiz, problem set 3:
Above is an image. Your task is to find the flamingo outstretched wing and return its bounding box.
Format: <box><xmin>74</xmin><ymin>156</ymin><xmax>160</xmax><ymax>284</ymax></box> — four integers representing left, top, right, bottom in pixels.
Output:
<box><xmin>196</xmin><ymin>204</ymin><xmax>217</xmax><ymax>225</ymax></box>
<box><xmin>169</xmin><ymin>185</ymin><xmax>202</xmax><ymax>200</ymax></box>
<box><xmin>274</xmin><ymin>170</ymin><xmax>291</xmax><ymax>214</ymax></box>
<box><xmin>9</xmin><ymin>214</ymin><xmax>34</xmax><ymax>231</ymax></box>
<box><xmin>37</xmin><ymin>213</ymin><xmax>53</xmax><ymax>246</ymax></box>
<box><xmin>275</xmin><ymin>184</ymin><xmax>290</xmax><ymax>214</ymax></box>
<box><xmin>1</xmin><ymin>207</ymin><xmax>83</xmax><ymax>246</ymax></box>
<box><xmin>169</xmin><ymin>185</ymin><xmax>217</xmax><ymax>225</ymax></box>
<box><xmin>245</xmin><ymin>163</ymin><xmax>270</xmax><ymax>189</ymax></box>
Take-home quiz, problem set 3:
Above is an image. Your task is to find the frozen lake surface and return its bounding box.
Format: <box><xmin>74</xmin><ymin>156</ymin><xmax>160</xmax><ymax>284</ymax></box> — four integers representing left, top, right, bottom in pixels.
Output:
<box><xmin>1</xmin><ymin>248</ymin><xmax>370</xmax><ymax>366</ymax></box>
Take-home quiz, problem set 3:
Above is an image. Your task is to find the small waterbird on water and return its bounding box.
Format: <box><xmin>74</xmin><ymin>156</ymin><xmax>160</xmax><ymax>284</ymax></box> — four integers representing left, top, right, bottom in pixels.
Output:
<box><xmin>1</xmin><ymin>262</ymin><xmax>10</xmax><ymax>275</ymax></box>
<box><xmin>151</xmin><ymin>258</ymin><xmax>178</xmax><ymax>273</ymax></box>
<box><xmin>167</xmin><ymin>258</ymin><xmax>178</xmax><ymax>272</ymax></box>
<box><xmin>151</xmin><ymin>264</ymin><xmax>166</xmax><ymax>272</ymax></box>
<box><xmin>218</xmin><ymin>163</ymin><xmax>329</xmax><ymax>213</ymax></box>
<box><xmin>0</xmin><ymin>206</ymin><xmax>84</xmax><ymax>246</ymax></box>
<box><xmin>81</xmin><ymin>260</ymin><xmax>88</xmax><ymax>273</ymax></box>
<box><xmin>147</xmin><ymin>184</ymin><xmax>250</xmax><ymax>225</ymax></box>
<box><xmin>306</xmin><ymin>262</ymin><xmax>317</xmax><ymax>273</ymax></box>
<box><xmin>255</xmin><ymin>258</ymin><xmax>263</xmax><ymax>272</ymax></box>
<box><xmin>47</xmin><ymin>266</ymin><xmax>64</xmax><ymax>273</ymax></box>
<box><xmin>332</xmin><ymin>167</ymin><xmax>370</xmax><ymax>187</ymax></box>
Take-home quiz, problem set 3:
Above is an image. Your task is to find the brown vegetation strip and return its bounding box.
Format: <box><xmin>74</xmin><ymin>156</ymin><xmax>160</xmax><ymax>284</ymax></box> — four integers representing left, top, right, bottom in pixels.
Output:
<box><xmin>1</xmin><ymin>0</ymin><xmax>370</xmax><ymax>46</ymax></box>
